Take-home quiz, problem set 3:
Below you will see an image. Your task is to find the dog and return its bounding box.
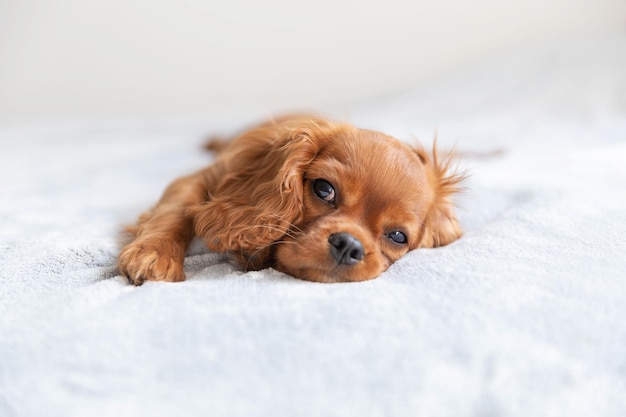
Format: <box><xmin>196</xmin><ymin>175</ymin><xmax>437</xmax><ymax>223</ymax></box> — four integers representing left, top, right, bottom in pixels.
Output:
<box><xmin>118</xmin><ymin>115</ymin><xmax>464</xmax><ymax>284</ymax></box>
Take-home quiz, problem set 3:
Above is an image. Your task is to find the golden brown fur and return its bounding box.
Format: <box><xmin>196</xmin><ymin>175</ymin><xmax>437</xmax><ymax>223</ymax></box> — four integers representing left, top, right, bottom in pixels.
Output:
<box><xmin>118</xmin><ymin>115</ymin><xmax>464</xmax><ymax>285</ymax></box>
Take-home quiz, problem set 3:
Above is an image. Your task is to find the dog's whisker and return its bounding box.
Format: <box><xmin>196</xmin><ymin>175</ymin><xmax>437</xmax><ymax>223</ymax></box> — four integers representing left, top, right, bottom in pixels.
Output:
<box><xmin>236</xmin><ymin>224</ymin><xmax>303</xmax><ymax>240</ymax></box>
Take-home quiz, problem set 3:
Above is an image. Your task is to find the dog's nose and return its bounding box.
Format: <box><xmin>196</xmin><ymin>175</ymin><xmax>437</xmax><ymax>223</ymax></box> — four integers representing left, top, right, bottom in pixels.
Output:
<box><xmin>328</xmin><ymin>233</ymin><xmax>364</xmax><ymax>266</ymax></box>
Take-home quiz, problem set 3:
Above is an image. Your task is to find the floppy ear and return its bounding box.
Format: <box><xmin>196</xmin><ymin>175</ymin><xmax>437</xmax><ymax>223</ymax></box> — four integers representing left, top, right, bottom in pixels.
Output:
<box><xmin>188</xmin><ymin>118</ymin><xmax>336</xmax><ymax>267</ymax></box>
<box><xmin>416</xmin><ymin>145</ymin><xmax>465</xmax><ymax>248</ymax></box>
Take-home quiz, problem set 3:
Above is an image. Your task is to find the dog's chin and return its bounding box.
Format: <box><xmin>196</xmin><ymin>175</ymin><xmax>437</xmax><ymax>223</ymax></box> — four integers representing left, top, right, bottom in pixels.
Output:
<box><xmin>274</xmin><ymin>262</ymin><xmax>383</xmax><ymax>283</ymax></box>
<box><xmin>274</xmin><ymin>246</ymin><xmax>387</xmax><ymax>283</ymax></box>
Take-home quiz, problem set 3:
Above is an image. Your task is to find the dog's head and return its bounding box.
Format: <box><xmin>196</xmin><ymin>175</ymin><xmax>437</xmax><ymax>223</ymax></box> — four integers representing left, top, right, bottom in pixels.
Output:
<box><xmin>191</xmin><ymin>117</ymin><xmax>463</xmax><ymax>282</ymax></box>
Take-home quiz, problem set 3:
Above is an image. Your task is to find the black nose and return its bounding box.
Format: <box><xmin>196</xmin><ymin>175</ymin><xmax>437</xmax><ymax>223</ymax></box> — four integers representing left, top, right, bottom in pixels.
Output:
<box><xmin>328</xmin><ymin>233</ymin><xmax>364</xmax><ymax>266</ymax></box>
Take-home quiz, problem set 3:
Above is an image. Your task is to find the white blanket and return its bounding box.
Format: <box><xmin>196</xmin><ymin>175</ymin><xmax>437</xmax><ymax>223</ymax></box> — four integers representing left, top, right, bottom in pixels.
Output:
<box><xmin>2</xmin><ymin>36</ymin><xmax>625</xmax><ymax>417</ymax></box>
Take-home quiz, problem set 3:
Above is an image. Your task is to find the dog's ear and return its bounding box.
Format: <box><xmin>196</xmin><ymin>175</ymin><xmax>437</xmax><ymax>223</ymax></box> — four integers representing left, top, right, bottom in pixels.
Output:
<box><xmin>415</xmin><ymin>145</ymin><xmax>465</xmax><ymax>248</ymax></box>
<box><xmin>188</xmin><ymin>117</ymin><xmax>337</xmax><ymax>266</ymax></box>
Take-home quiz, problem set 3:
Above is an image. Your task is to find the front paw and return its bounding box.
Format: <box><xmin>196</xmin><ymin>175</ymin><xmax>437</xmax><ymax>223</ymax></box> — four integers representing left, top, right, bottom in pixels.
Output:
<box><xmin>118</xmin><ymin>241</ymin><xmax>186</xmax><ymax>285</ymax></box>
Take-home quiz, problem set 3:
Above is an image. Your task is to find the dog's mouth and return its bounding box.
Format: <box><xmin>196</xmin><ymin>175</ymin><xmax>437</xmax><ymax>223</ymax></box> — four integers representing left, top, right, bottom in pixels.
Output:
<box><xmin>272</xmin><ymin>221</ymin><xmax>389</xmax><ymax>283</ymax></box>
<box><xmin>273</xmin><ymin>252</ymin><xmax>384</xmax><ymax>283</ymax></box>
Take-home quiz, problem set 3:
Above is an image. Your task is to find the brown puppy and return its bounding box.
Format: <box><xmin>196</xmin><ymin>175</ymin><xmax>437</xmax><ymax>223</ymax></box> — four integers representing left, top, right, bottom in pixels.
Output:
<box><xmin>118</xmin><ymin>115</ymin><xmax>464</xmax><ymax>284</ymax></box>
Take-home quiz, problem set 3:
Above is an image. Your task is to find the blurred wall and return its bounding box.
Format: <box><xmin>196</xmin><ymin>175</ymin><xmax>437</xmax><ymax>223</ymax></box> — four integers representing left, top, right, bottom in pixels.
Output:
<box><xmin>0</xmin><ymin>0</ymin><xmax>624</xmax><ymax>123</ymax></box>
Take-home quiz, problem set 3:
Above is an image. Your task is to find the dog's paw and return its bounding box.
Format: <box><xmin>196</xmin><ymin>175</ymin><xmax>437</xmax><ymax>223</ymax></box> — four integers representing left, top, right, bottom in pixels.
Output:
<box><xmin>117</xmin><ymin>241</ymin><xmax>186</xmax><ymax>285</ymax></box>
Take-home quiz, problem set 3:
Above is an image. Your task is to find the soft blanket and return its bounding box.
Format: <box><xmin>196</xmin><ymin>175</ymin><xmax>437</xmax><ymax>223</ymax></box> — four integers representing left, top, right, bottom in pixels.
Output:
<box><xmin>1</xmin><ymin>36</ymin><xmax>625</xmax><ymax>417</ymax></box>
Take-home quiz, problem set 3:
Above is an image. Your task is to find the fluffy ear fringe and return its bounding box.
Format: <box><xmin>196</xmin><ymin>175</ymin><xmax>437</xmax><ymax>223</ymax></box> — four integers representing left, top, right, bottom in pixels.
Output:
<box><xmin>187</xmin><ymin>117</ymin><xmax>340</xmax><ymax>268</ymax></box>
<box><xmin>416</xmin><ymin>140</ymin><xmax>467</xmax><ymax>248</ymax></box>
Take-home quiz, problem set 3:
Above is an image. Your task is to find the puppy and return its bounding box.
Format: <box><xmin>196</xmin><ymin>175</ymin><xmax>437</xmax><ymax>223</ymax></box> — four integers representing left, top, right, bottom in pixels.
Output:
<box><xmin>118</xmin><ymin>115</ymin><xmax>464</xmax><ymax>284</ymax></box>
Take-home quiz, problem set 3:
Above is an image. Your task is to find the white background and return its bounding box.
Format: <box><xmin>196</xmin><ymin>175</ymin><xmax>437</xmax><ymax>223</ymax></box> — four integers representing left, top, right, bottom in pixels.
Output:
<box><xmin>1</xmin><ymin>0</ymin><xmax>624</xmax><ymax>124</ymax></box>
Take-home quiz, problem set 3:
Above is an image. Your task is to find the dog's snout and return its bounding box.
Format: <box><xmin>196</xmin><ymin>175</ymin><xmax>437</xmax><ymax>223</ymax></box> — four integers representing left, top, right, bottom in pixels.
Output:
<box><xmin>328</xmin><ymin>233</ymin><xmax>364</xmax><ymax>266</ymax></box>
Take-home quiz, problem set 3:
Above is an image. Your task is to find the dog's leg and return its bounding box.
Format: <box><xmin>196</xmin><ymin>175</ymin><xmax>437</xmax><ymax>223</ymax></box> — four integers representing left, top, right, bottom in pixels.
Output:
<box><xmin>118</xmin><ymin>170</ymin><xmax>213</xmax><ymax>285</ymax></box>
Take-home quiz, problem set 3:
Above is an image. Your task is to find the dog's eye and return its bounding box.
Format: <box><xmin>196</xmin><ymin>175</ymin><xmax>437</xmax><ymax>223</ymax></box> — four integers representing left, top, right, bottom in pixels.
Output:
<box><xmin>387</xmin><ymin>231</ymin><xmax>408</xmax><ymax>245</ymax></box>
<box><xmin>313</xmin><ymin>179</ymin><xmax>336</xmax><ymax>203</ymax></box>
